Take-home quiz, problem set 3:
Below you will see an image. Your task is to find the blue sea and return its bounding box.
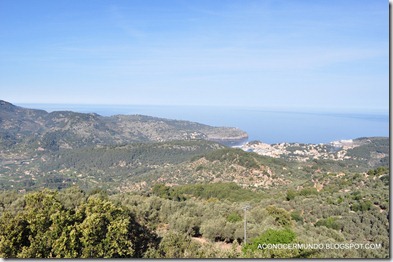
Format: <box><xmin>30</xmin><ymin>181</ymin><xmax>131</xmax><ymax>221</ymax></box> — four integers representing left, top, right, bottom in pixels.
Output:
<box><xmin>18</xmin><ymin>103</ymin><xmax>389</xmax><ymax>144</ymax></box>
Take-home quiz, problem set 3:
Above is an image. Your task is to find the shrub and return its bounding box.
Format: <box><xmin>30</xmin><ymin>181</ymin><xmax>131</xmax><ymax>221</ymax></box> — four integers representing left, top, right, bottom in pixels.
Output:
<box><xmin>315</xmin><ymin>217</ymin><xmax>340</xmax><ymax>231</ymax></box>
<box><xmin>256</xmin><ymin>228</ymin><xmax>296</xmax><ymax>244</ymax></box>
<box><xmin>286</xmin><ymin>189</ymin><xmax>297</xmax><ymax>201</ymax></box>
<box><xmin>242</xmin><ymin>228</ymin><xmax>297</xmax><ymax>258</ymax></box>
<box><xmin>227</xmin><ymin>212</ymin><xmax>242</xmax><ymax>223</ymax></box>
<box><xmin>266</xmin><ymin>205</ymin><xmax>293</xmax><ymax>227</ymax></box>
<box><xmin>290</xmin><ymin>211</ymin><xmax>303</xmax><ymax>223</ymax></box>
<box><xmin>299</xmin><ymin>187</ymin><xmax>318</xmax><ymax>196</ymax></box>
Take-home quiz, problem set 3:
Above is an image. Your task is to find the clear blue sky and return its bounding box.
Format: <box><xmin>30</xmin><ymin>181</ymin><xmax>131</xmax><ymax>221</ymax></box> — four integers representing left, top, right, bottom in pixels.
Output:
<box><xmin>0</xmin><ymin>0</ymin><xmax>388</xmax><ymax>111</ymax></box>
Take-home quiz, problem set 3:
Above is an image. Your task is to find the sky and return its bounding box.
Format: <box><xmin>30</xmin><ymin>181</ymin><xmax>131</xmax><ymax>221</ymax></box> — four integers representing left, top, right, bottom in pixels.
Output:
<box><xmin>0</xmin><ymin>0</ymin><xmax>389</xmax><ymax>111</ymax></box>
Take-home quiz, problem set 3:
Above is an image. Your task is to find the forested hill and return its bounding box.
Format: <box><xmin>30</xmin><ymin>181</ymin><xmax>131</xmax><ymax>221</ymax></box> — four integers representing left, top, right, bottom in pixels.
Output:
<box><xmin>0</xmin><ymin>100</ymin><xmax>248</xmax><ymax>150</ymax></box>
<box><xmin>0</xmin><ymin>100</ymin><xmax>389</xmax><ymax>258</ymax></box>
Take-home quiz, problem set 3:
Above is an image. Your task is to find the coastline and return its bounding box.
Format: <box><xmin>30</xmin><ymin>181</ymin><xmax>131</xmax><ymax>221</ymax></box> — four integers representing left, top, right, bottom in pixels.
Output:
<box><xmin>15</xmin><ymin>103</ymin><xmax>389</xmax><ymax>145</ymax></box>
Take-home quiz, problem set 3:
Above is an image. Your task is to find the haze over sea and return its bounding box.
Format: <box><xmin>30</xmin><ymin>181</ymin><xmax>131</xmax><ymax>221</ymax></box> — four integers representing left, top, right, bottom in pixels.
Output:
<box><xmin>18</xmin><ymin>103</ymin><xmax>388</xmax><ymax>145</ymax></box>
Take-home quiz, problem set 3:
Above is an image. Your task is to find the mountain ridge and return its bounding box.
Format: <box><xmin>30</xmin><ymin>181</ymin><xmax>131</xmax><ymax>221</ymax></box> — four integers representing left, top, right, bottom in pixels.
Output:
<box><xmin>0</xmin><ymin>100</ymin><xmax>248</xmax><ymax>150</ymax></box>
<box><xmin>0</xmin><ymin>100</ymin><xmax>388</xmax><ymax>193</ymax></box>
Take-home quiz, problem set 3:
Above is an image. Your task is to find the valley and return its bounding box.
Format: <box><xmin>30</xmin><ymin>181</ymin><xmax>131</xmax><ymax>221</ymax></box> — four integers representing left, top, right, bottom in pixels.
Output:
<box><xmin>0</xmin><ymin>100</ymin><xmax>389</xmax><ymax>258</ymax></box>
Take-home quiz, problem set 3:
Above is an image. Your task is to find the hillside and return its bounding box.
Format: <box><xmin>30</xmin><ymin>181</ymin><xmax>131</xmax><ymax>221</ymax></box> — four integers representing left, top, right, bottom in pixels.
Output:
<box><xmin>0</xmin><ymin>136</ymin><xmax>388</xmax><ymax>193</ymax></box>
<box><xmin>0</xmin><ymin>100</ymin><xmax>248</xmax><ymax>151</ymax></box>
<box><xmin>0</xmin><ymin>100</ymin><xmax>389</xmax><ymax>258</ymax></box>
<box><xmin>0</xmin><ymin>100</ymin><xmax>389</xmax><ymax>194</ymax></box>
<box><xmin>0</xmin><ymin>166</ymin><xmax>389</xmax><ymax>258</ymax></box>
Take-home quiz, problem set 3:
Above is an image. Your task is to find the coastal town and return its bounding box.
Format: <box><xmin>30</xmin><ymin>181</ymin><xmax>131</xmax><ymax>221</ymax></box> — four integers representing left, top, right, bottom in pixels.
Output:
<box><xmin>239</xmin><ymin>138</ymin><xmax>384</xmax><ymax>162</ymax></box>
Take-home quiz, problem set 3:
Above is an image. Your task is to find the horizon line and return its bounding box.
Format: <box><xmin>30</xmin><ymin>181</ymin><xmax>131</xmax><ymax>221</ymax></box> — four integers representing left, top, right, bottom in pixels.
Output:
<box><xmin>11</xmin><ymin>101</ymin><xmax>389</xmax><ymax>114</ymax></box>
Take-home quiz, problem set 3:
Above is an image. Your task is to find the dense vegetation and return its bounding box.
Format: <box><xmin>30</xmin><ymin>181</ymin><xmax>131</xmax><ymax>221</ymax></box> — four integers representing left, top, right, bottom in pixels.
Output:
<box><xmin>0</xmin><ymin>188</ymin><xmax>158</xmax><ymax>258</ymax></box>
<box><xmin>0</xmin><ymin>101</ymin><xmax>389</xmax><ymax>258</ymax></box>
<box><xmin>0</xmin><ymin>165</ymin><xmax>389</xmax><ymax>258</ymax></box>
<box><xmin>0</xmin><ymin>100</ymin><xmax>247</xmax><ymax>151</ymax></box>
<box><xmin>0</xmin><ymin>140</ymin><xmax>225</xmax><ymax>192</ymax></box>
<box><xmin>152</xmin><ymin>182</ymin><xmax>264</xmax><ymax>202</ymax></box>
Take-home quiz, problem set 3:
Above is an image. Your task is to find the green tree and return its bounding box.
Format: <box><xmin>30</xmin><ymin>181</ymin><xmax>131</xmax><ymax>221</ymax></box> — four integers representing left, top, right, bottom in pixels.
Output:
<box><xmin>266</xmin><ymin>205</ymin><xmax>293</xmax><ymax>227</ymax></box>
<box><xmin>242</xmin><ymin>228</ymin><xmax>298</xmax><ymax>258</ymax></box>
<box><xmin>156</xmin><ymin>231</ymin><xmax>203</xmax><ymax>258</ymax></box>
<box><xmin>0</xmin><ymin>189</ymin><xmax>156</xmax><ymax>258</ymax></box>
<box><xmin>315</xmin><ymin>217</ymin><xmax>340</xmax><ymax>231</ymax></box>
<box><xmin>227</xmin><ymin>212</ymin><xmax>242</xmax><ymax>223</ymax></box>
<box><xmin>200</xmin><ymin>218</ymin><xmax>227</xmax><ymax>241</ymax></box>
<box><xmin>77</xmin><ymin>196</ymin><xmax>135</xmax><ymax>258</ymax></box>
<box><xmin>0</xmin><ymin>212</ymin><xmax>30</xmax><ymax>258</ymax></box>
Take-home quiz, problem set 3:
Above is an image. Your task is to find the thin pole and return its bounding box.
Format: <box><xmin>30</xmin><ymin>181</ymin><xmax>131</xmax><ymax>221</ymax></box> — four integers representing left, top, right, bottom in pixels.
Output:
<box><xmin>242</xmin><ymin>205</ymin><xmax>250</xmax><ymax>245</ymax></box>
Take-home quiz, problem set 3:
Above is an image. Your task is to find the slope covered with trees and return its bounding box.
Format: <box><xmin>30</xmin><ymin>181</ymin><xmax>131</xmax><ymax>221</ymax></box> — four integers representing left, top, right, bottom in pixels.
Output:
<box><xmin>0</xmin><ymin>100</ymin><xmax>248</xmax><ymax>151</ymax></box>
<box><xmin>0</xmin><ymin>165</ymin><xmax>389</xmax><ymax>258</ymax></box>
<box><xmin>0</xmin><ymin>100</ymin><xmax>389</xmax><ymax>258</ymax></box>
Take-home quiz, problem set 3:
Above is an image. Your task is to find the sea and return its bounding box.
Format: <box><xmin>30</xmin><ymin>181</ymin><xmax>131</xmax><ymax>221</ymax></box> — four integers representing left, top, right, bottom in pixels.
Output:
<box><xmin>18</xmin><ymin>103</ymin><xmax>389</xmax><ymax>145</ymax></box>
